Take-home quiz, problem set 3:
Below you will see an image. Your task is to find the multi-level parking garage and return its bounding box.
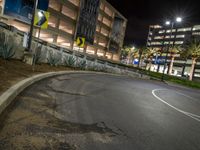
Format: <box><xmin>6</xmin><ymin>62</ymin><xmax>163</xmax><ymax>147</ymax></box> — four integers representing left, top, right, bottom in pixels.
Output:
<box><xmin>0</xmin><ymin>0</ymin><xmax>127</xmax><ymax>61</ymax></box>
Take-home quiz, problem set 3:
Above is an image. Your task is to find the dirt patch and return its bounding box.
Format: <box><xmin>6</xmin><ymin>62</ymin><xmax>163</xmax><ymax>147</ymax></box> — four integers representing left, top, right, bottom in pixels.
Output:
<box><xmin>0</xmin><ymin>58</ymin><xmax>73</xmax><ymax>95</ymax></box>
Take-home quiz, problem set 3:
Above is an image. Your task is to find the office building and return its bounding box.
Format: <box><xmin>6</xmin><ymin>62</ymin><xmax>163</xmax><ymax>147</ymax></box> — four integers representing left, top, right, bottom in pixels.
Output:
<box><xmin>146</xmin><ymin>24</ymin><xmax>200</xmax><ymax>78</ymax></box>
<box><xmin>147</xmin><ymin>24</ymin><xmax>200</xmax><ymax>49</ymax></box>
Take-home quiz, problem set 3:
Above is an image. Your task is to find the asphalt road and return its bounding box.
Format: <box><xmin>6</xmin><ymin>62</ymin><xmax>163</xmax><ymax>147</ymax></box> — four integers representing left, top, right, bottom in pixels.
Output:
<box><xmin>0</xmin><ymin>73</ymin><xmax>200</xmax><ymax>150</ymax></box>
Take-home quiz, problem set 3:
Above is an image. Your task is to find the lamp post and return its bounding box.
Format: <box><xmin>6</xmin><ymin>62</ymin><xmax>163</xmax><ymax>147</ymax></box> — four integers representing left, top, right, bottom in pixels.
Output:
<box><xmin>161</xmin><ymin>17</ymin><xmax>182</xmax><ymax>81</ymax></box>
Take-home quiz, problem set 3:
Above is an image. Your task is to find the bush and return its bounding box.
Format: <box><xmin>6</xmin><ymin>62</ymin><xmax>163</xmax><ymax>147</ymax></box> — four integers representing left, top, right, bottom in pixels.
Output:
<box><xmin>0</xmin><ymin>31</ymin><xmax>15</xmax><ymax>60</ymax></box>
<box><xmin>64</xmin><ymin>55</ymin><xmax>76</xmax><ymax>68</ymax></box>
<box><xmin>77</xmin><ymin>59</ymin><xmax>86</xmax><ymax>70</ymax></box>
<box><xmin>47</xmin><ymin>50</ymin><xmax>60</xmax><ymax>66</ymax></box>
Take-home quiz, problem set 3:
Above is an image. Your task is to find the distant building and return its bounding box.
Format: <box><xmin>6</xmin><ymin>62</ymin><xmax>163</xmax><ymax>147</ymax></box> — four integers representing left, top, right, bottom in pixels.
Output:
<box><xmin>147</xmin><ymin>24</ymin><xmax>200</xmax><ymax>49</ymax></box>
<box><xmin>0</xmin><ymin>0</ymin><xmax>127</xmax><ymax>61</ymax></box>
<box><xmin>146</xmin><ymin>24</ymin><xmax>200</xmax><ymax>78</ymax></box>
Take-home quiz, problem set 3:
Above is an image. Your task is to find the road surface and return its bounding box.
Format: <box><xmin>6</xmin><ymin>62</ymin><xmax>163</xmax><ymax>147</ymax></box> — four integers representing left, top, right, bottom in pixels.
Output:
<box><xmin>0</xmin><ymin>73</ymin><xmax>200</xmax><ymax>150</ymax></box>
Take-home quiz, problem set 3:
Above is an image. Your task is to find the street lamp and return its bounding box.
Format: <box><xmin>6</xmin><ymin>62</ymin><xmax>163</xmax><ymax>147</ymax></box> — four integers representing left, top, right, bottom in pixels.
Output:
<box><xmin>161</xmin><ymin>17</ymin><xmax>182</xmax><ymax>81</ymax></box>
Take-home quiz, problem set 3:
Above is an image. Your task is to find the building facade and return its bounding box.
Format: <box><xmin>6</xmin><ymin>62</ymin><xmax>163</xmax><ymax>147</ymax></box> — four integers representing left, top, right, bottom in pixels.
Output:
<box><xmin>147</xmin><ymin>24</ymin><xmax>200</xmax><ymax>49</ymax></box>
<box><xmin>146</xmin><ymin>24</ymin><xmax>200</xmax><ymax>78</ymax></box>
<box><xmin>0</xmin><ymin>0</ymin><xmax>127</xmax><ymax>61</ymax></box>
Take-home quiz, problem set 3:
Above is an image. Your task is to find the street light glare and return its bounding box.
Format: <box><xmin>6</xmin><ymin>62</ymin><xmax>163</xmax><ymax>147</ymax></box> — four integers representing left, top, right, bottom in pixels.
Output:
<box><xmin>38</xmin><ymin>11</ymin><xmax>43</xmax><ymax>18</ymax></box>
<box><xmin>176</xmin><ymin>17</ymin><xmax>182</xmax><ymax>22</ymax></box>
<box><xmin>165</xmin><ymin>21</ymin><xmax>170</xmax><ymax>25</ymax></box>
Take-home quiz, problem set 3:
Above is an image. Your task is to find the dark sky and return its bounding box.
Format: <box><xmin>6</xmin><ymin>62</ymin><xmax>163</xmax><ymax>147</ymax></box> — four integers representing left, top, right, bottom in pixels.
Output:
<box><xmin>106</xmin><ymin>0</ymin><xmax>200</xmax><ymax>47</ymax></box>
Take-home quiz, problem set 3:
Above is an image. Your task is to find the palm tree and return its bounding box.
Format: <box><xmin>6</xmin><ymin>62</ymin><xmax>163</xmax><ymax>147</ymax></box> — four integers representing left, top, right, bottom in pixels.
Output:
<box><xmin>185</xmin><ymin>39</ymin><xmax>200</xmax><ymax>81</ymax></box>
<box><xmin>121</xmin><ymin>46</ymin><xmax>138</xmax><ymax>65</ymax></box>
<box><xmin>143</xmin><ymin>47</ymin><xmax>158</xmax><ymax>71</ymax></box>
<box><xmin>168</xmin><ymin>45</ymin><xmax>182</xmax><ymax>75</ymax></box>
<box><xmin>137</xmin><ymin>46</ymin><xmax>146</xmax><ymax>68</ymax></box>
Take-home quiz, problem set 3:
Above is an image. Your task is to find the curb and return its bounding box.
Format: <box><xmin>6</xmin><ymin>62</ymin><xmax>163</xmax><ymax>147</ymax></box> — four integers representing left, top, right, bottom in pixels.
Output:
<box><xmin>0</xmin><ymin>71</ymin><xmax>94</xmax><ymax>115</ymax></box>
<box><xmin>0</xmin><ymin>70</ymin><xmax>150</xmax><ymax>116</ymax></box>
<box><xmin>0</xmin><ymin>71</ymin><xmax>66</xmax><ymax>115</ymax></box>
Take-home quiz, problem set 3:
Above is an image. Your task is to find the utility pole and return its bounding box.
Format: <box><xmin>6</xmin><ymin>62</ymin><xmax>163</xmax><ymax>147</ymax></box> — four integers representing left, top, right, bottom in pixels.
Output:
<box><xmin>27</xmin><ymin>0</ymin><xmax>38</xmax><ymax>52</ymax></box>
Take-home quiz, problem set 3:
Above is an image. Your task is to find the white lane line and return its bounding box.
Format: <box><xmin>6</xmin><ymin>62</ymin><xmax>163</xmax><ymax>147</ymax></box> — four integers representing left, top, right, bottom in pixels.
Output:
<box><xmin>152</xmin><ymin>89</ymin><xmax>200</xmax><ymax>122</ymax></box>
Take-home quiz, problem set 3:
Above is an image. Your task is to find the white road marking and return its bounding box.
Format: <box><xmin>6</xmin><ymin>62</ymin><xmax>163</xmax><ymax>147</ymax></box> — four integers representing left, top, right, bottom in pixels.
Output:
<box><xmin>152</xmin><ymin>89</ymin><xmax>200</xmax><ymax>122</ymax></box>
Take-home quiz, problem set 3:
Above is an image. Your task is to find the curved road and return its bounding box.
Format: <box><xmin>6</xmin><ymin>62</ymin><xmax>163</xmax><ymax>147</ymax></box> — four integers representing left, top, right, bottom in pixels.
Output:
<box><xmin>0</xmin><ymin>73</ymin><xmax>200</xmax><ymax>150</ymax></box>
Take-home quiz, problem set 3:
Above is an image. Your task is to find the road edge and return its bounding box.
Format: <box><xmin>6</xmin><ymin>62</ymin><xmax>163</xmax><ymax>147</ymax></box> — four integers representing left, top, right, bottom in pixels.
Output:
<box><xmin>0</xmin><ymin>71</ymin><xmax>147</xmax><ymax>116</ymax></box>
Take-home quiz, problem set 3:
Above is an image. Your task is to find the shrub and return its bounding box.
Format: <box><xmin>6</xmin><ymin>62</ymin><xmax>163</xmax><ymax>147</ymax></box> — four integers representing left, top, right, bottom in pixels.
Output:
<box><xmin>0</xmin><ymin>32</ymin><xmax>15</xmax><ymax>60</ymax></box>
<box><xmin>77</xmin><ymin>59</ymin><xmax>86</xmax><ymax>70</ymax></box>
<box><xmin>47</xmin><ymin>50</ymin><xmax>60</xmax><ymax>66</ymax></box>
<box><xmin>64</xmin><ymin>55</ymin><xmax>76</xmax><ymax>67</ymax></box>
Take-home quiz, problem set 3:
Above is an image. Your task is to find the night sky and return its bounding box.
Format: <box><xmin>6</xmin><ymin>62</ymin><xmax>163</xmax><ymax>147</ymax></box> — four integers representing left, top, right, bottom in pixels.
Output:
<box><xmin>107</xmin><ymin>0</ymin><xmax>200</xmax><ymax>47</ymax></box>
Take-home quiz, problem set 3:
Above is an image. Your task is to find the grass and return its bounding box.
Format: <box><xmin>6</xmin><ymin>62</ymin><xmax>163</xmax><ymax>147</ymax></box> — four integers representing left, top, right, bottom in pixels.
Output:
<box><xmin>145</xmin><ymin>71</ymin><xmax>200</xmax><ymax>89</ymax></box>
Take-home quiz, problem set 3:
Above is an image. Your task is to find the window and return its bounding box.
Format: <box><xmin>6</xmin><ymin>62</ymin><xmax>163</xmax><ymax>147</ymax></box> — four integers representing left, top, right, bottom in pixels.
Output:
<box><xmin>98</xmin><ymin>38</ymin><xmax>107</xmax><ymax>47</ymax></box>
<box><xmin>158</xmin><ymin>30</ymin><xmax>165</xmax><ymax>34</ymax></box>
<box><xmin>166</xmin><ymin>29</ymin><xmax>176</xmax><ymax>33</ymax></box>
<box><xmin>62</xmin><ymin>5</ymin><xmax>77</xmax><ymax>20</ymax></box>
<box><xmin>154</xmin><ymin>36</ymin><xmax>164</xmax><ymax>39</ymax></box>
<box><xmin>68</xmin><ymin>0</ymin><xmax>79</xmax><ymax>6</ymax></box>
<box><xmin>104</xmin><ymin>7</ymin><xmax>113</xmax><ymax>17</ymax></box>
<box><xmin>49</xmin><ymin>0</ymin><xmax>60</xmax><ymax>11</ymax></box>
<box><xmin>165</xmin><ymin>35</ymin><xmax>175</xmax><ymax>39</ymax></box>
<box><xmin>48</xmin><ymin>15</ymin><xmax>57</xmax><ymax>28</ymax></box>
<box><xmin>57</xmin><ymin>36</ymin><xmax>71</xmax><ymax>48</ymax></box>
<box><xmin>151</xmin><ymin>42</ymin><xmax>162</xmax><ymax>45</ymax></box>
<box><xmin>96</xmin><ymin>25</ymin><xmax>101</xmax><ymax>32</ymax></box>
<box><xmin>176</xmin><ymin>35</ymin><xmax>185</xmax><ymax>38</ymax></box>
<box><xmin>100</xmin><ymin>2</ymin><xmax>104</xmax><ymax>10</ymax></box>
<box><xmin>102</xmin><ymin>17</ymin><xmax>111</xmax><ymax>27</ymax></box>
<box><xmin>175</xmin><ymin>41</ymin><xmax>184</xmax><ymax>44</ymax></box>
<box><xmin>86</xmin><ymin>46</ymin><xmax>96</xmax><ymax>55</ymax></box>
<box><xmin>59</xmin><ymin>21</ymin><xmax>74</xmax><ymax>34</ymax></box>
<box><xmin>193</xmin><ymin>25</ymin><xmax>200</xmax><ymax>31</ymax></box>
<box><xmin>177</xmin><ymin>28</ymin><xmax>191</xmax><ymax>32</ymax></box>
<box><xmin>98</xmin><ymin>14</ymin><xmax>103</xmax><ymax>21</ymax></box>
<box><xmin>192</xmin><ymin>32</ymin><xmax>200</xmax><ymax>35</ymax></box>
<box><xmin>101</xmin><ymin>27</ymin><xmax>109</xmax><ymax>36</ymax></box>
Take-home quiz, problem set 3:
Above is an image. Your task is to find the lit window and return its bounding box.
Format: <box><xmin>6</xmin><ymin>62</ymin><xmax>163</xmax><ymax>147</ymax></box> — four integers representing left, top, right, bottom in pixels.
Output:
<box><xmin>154</xmin><ymin>36</ymin><xmax>163</xmax><ymax>39</ymax></box>
<box><xmin>192</xmin><ymin>32</ymin><xmax>200</xmax><ymax>35</ymax></box>
<box><xmin>104</xmin><ymin>7</ymin><xmax>113</xmax><ymax>17</ymax></box>
<box><xmin>68</xmin><ymin>0</ymin><xmax>79</xmax><ymax>6</ymax></box>
<box><xmin>49</xmin><ymin>0</ymin><xmax>60</xmax><ymax>11</ymax></box>
<box><xmin>102</xmin><ymin>17</ymin><xmax>111</xmax><ymax>27</ymax></box>
<box><xmin>165</xmin><ymin>35</ymin><xmax>175</xmax><ymax>39</ymax></box>
<box><xmin>101</xmin><ymin>27</ymin><xmax>109</xmax><ymax>36</ymax></box>
<box><xmin>176</xmin><ymin>35</ymin><xmax>185</xmax><ymax>38</ymax></box>
<box><xmin>158</xmin><ymin>30</ymin><xmax>165</xmax><ymax>34</ymax></box>
<box><xmin>177</xmin><ymin>28</ymin><xmax>191</xmax><ymax>32</ymax></box>
<box><xmin>175</xmin><ymin>41</ymin><xmax>184</xmax><ymax>44</ymax></box>
<box><xmin>62</xmin><ymin>5</ymin><xmax>77</xmax><ymax>20</ymax></box>
<box><xmin>193</xmin><ymin>25</ymin><xmax>200</xmax><ymax>31</ymax></box>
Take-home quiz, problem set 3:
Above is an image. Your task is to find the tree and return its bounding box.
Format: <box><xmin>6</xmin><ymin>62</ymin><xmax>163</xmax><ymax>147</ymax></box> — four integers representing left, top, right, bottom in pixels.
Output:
<box><xmin>185</xmin><ymin>39</ymin><xmax>200</xmax><ymax>81</ymax></box>
<box><xmin>143</xmin><ymin>47</ymin><xmax>158</xmax><ymax>71</ymax></box>
<box><xmin>137</xmin><ymin>46</ymin><xmax>146</xmax><ymax>68</ymax></box>
<box><xmin>168</xmin><ymin>45</ymin><xmax>182</xmax><ymax>75</ymax></box>
<box><xmin>121</xmin><ymin>46</ymin><xmax>138</xmax><ymax>64</ymax></box>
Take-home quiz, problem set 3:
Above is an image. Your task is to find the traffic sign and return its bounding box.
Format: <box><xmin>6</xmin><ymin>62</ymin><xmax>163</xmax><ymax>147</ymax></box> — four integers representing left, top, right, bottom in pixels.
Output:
<box><xmin>34</xmin><ymin>9</ymin><xmax>50</xmax><ymax>29</ymax></box>
<box><xmin>76</xmin><ymin>37</ymin><xmax>85</xmax><ymax>48</ymax></box>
